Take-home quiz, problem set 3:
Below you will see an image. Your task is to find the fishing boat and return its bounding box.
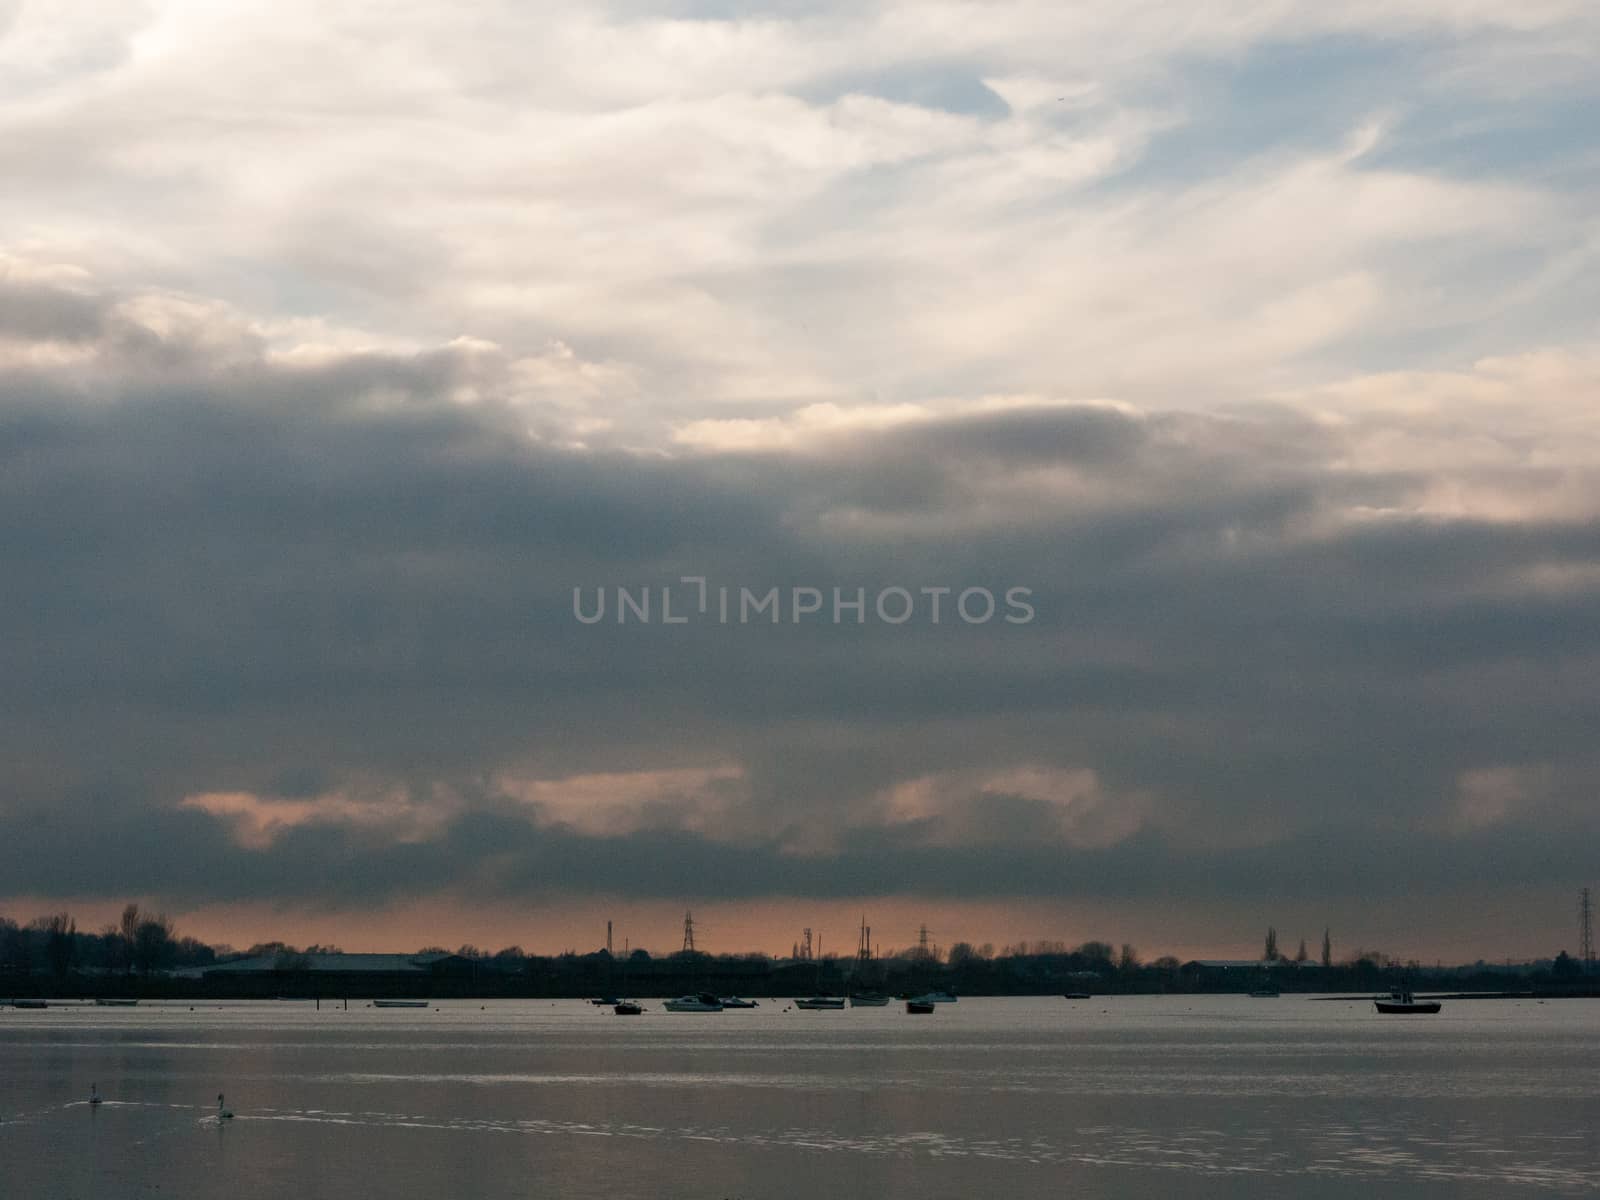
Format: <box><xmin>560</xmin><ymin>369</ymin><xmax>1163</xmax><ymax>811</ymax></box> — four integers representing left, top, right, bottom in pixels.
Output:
<box><xmin>795</xmin><ymin>996</ymin><xmax>845</xmax><ymax>1010</ymax></box>
<box><xmin>372</xmin><ymin>999</ymin><xmax>429</xmax><ymax>1009</ymax></box>
<box><xmin>94</xmin><ymin>998</ymin><xmax>139</xmax><ymax>1006</ymax></box>
<box><xmin>1374</xmin><ymin>988</ymin><xmax>1440</xmax><ymax>1014</ymax></box>
<box><xmin>906</xmin><ymin>1000</ymin><xmax>935</xmax><ymax>1014</ymax></box>
<box><xmin>848</xmin><ymin>992</ymin><xmax>889</xmax><ymax>1007</ymax></box>
<box><xmin>719</xmin><ymin>996</ymin><xmax>759</xmax><ymax>1008</ymax></box>
<box><xmin>613</xmin><ymin>1000</ymin><xmax>643</xmax><ymax>1015</ymax></box>
<box><xmin>663</xmin><ymin>992</ymin><xmax>724</xmax><ymax>1013</ymax></box>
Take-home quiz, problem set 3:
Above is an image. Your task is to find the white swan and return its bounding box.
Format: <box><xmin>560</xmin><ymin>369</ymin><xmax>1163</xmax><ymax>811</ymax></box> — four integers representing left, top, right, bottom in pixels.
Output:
<box><xmin>217</xmin><ymin>1093</ymin><xmax>233</xmax><ymax>1120</ymax></box>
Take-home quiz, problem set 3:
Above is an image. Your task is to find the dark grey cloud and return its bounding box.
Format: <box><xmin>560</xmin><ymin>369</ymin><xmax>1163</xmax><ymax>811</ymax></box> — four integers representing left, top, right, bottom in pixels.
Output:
<box><xmin>2</xmin><ymin>285</ymin><xmax>1598</xmax><ymax>930</ymax></box>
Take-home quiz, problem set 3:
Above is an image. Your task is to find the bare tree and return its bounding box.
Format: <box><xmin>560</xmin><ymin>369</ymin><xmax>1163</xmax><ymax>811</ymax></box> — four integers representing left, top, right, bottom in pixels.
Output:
<box><xmin>1</xmin><ymin>917</ymin><xmax>30</xmax><ymax>975</ymax></box>
<box><xmin>33</xmin><ymin>913</ymin><xmax>77</xmax><ymax>977</ymax></box>
<box><xmin>946</xmin><ymin>942</ymin><xmax>979</xmax><ymax>967</ymax></box>
<box><xmin>1321</xmin><ymin>928</ymin><xmax>1333</xmax><ymax>968</ymax></box>
<box><xmin>133</xmin><ymin>913</ymin><xmax>176</xmax><ymax>974</ymax></box>
<box><xmin>1077</xmin><ymin>941</ymin><xmax>1114</xmax><ymax>966</ymax></box>
<box><xmin>120</xmin><ymin>904</ymin><xmax>143</xmax><ymax>973</ymax></box>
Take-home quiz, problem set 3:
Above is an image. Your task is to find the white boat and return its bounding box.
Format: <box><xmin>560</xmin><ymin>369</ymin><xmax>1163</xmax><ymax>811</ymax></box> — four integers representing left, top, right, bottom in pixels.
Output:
<box><xmin>719</xmin><ymin>996</ymin><xmax>759</xmax><ymax>1008</ymax></box>
<box><xmin>663</xmin><ymin>993</ymin><xmax>724</xmax><ymax>1013</ymax></box>
<box><xmin>372</xmin><ymin>999</ymin><xmax>429</xmax><ymax>1009</ymax></box>
<box><xmin>795</xmin><ymin>996</ymin><xmax>845</xmax><ymax>1010</ymax></box>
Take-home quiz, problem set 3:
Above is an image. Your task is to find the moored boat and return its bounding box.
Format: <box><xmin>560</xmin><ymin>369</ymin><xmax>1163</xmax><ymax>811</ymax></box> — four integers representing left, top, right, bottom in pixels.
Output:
<box><xmin>1249</xmin><ymin>989</ymin><xmax>1280</xmax><ymax>998</ymax></box>
<box><xmin>1063</xmin><ymin>992</ymin><xmax>1092</xmax><ymax>1000</ymax></box>
<box><xmin>94</xmin><ymin>998</ymin><xmax>139</xmax><ymax>1006</ymax></box>
<box><xmin>9</xmin><ymin>999</ymin><xmax>48</xmax><ymax>1009</ymax></box>
<box><xmin>906</xmin><ymin>1000</ymin><xmax>934</xmax><ymax>1014</ymax></box>
<box><xmin>372</xmin><ymin>999</ymin><xmax>429</xmax><ymax>1008</ymax></box>
<box><xmin>849</xmin><ymin>992</ymin><xmax>889</xmax><ymax>1007</ymax></box>
<box><xmin>1374</xmin><ymin>988</ymin><xmax>1440</xmax><ymax>1014</ymax></box>
<box><xmin>613</xmin><ymin>1001</ymin><xmax>643</xmax><ymax>1015</ymax></box>
<box><xmin>663</xmin><ymin>992</ymin><xmax>724</xmax><ymax>1013</ymax></box>
<box><xmin>719</xmin><ymin>996</ymin><xmax>759</xmax><ymax>1008</ymax></box>
<box><xmin>795</xmin><ymin>996</ymin><xmax>845</xmax><ymax>1010</ymax></box>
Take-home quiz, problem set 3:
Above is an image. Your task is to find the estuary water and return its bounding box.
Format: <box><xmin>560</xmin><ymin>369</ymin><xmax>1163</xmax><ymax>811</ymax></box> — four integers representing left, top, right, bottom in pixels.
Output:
<box><xmin>3</xmin><ymin>994</ymin><xmax>1598</xmax><ymax>1199</ymax></box>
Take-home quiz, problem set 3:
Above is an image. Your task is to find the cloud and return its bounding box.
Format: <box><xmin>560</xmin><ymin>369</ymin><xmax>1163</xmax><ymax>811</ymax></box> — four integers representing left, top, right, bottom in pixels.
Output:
<box><xmin>1</xmin><ymin>0</ymin><xmax>1594</xmax><ymax>429</ymax></box>
<box><xmin>2</xmin><ymin>3</ymin><xmax>1599</xmax><ymax>950</ymax></box>
<box><xmin>1</xmin><ymin>265</ymin><xmax>1598</xmax><ymax>937</ymax></box>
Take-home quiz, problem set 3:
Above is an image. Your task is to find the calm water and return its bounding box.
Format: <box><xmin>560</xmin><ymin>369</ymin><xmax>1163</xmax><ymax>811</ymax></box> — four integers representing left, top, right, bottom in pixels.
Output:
<box><xmin>3</xmin><ymin>995</ymin><xmax>1598</xmax><ymax>1199</ymax></box>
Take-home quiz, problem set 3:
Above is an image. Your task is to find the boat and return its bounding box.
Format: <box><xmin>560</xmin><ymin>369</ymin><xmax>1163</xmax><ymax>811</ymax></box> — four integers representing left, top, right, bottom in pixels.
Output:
<box><xmin>792</xmin><ymin>942</ymin><xmax>845</xmax><ymax>1009</ymax></box>
<box><xmin>907</xmin><ymin>991</ymin><xmax>957</xmax><ymax>1005</ymax></box>
<box><xmin>94</xmin><ymin>998</ymin><xmax>139</xmax><ymax>1006</ymax></box>
<box><xmin>847</xmin><ymin>918</ymin><xmax>889</xmax><ymax>1007</ymax></box>
<box><xmin>613</xmin><ymin>1001</ymin><xmax>643</xmax><ymax>1015</ymax></box>
<box><xmin>591</xmin><ymin>997</ymin><xmax>620</xmax><ymax>1006</ymax></box>
<box><xmin>1374</xmin><ymin>988</ymin><xmax>1440</xmax><ymax>1014</ymax></box>
<box><xmin>1248</xmin><ymin>989</ymin><xmax>1280</xmax><ymax>998</ymax></box>
<box><xmin>372</xmin><ymin>999</ymin><xmax>429</xmax><ymax>1009</ymax></box>
<box><xmin>906</xmin><ymin>1000</ymin><xmax>935</xmax><ymax>1014</ymax></box>
<box><xmin>719</xmin><ymin>996</ymin><xmax>759</xmax><ymax>1008</ymax></box>
<box><xmin>663</xmin><ymin>993</ymin><xmax>724</xmax><ymax>1013</ymax></box>
<box><xmin>1063</xmin><ymin>992</ymin><xmax>1092</xmax><ymax>1000</ymax></box>
<box><xmin>9</xmin><ymin>999</ymin><xmax>47</xmax><ymax>1009</ymax></box>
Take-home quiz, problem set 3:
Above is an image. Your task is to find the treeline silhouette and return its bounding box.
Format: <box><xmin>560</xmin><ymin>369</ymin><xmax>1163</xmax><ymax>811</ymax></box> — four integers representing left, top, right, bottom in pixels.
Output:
<box><xmin>4</xmin><ymin>908</ymin><xmax>1595</xmax><ymax>999</ymax></box>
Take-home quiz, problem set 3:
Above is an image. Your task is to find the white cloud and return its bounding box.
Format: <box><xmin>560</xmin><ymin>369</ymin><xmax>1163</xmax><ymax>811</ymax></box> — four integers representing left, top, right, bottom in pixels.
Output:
<box><xmin>1</xmin><ymin>0</ymin><xmax>1594</xmax><ymax>438</ymax></box>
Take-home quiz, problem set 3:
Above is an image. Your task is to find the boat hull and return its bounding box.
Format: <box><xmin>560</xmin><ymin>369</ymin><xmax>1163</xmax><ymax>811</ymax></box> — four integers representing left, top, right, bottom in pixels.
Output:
<box><xmin>372</xmin><ymin>1000</ymin><xmax>429</xmax><ymax>1008</ymax></box>
<box><xmin>795</xmin><ymin>997</ymin><xmax>845</xmax><ymax>1010</ymax></box>
<box><xmin>906</xmin><ymin>1001</ymin><xmax>934</xmax><ymax>1014</ymax></box>
<box><xmin>1374</xmin><ymin>1001</ymin><xmax>1441</xmax><ymax>1014</ymax></box>
<box><xmin>849</xmin><ymin>994</ymin><xmax>889</xmax><ymax>1007</ymax></box>
<box><xmin>663</xmin><ymin>994</ymin><xmax>724</xmax><ymax>1012</ymax></box>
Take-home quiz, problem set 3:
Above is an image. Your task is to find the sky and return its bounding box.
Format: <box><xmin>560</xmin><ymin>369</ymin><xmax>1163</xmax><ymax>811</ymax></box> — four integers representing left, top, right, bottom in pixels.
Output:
<box><xmin>2</xmin><ymin>0</ymin><xmax>1598</xmax><ymax>962</ymax></box>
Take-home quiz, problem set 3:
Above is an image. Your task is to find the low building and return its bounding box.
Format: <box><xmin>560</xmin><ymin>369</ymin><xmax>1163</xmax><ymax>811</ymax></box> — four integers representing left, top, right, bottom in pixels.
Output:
<box><xmin>201</xmin><ymin>951</ymin><xmax>477</xmax><ymax>995</ymax></box>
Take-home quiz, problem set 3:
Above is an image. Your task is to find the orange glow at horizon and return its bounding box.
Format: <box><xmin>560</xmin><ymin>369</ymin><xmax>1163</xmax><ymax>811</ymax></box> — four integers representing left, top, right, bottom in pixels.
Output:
<box><xmin>0</xmin><ymin>889</ymin><xmax>1566</xmax><ymax>966</ymax></box>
